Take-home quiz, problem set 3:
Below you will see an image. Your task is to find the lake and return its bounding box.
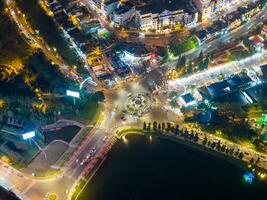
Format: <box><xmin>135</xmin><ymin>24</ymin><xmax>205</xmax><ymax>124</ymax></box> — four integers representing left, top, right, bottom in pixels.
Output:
<box><xmin>77</xmin><ymin>135</ymin><xmax>267</xmax><ymax>200</ymax></box>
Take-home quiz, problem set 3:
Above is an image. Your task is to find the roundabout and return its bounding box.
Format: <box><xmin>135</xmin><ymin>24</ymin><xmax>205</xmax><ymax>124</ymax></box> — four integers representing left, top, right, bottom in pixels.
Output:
<box><xmin>47</xmin><ymin>192</ymin><xmax>57</xmax><ymax>200</ymax></box>
<box><xmin>125</xmin><ymin>93</ymin><xmax>151</xmax><ymax>116</ymax></box>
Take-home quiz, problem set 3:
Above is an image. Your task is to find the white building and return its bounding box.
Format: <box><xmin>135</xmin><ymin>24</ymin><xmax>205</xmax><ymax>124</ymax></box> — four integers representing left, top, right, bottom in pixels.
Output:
<box><xmin>136</xmin><ymin>0</ymin><xmax>198</xmax><ymax>32</ymax></box>
<box><xmin>193</xmin><ymin>0</ymin><xmax>233</xmax><ymax>21</ymax></box>
<box><xmin>111</xmin><ymin>2</ymin><xmax>136</xmax><ymax>26</ymax></box>
<box><xmin>102</xmin><ymin>0</ymin><xmax>118</xmax><ymax>14</ymax></box>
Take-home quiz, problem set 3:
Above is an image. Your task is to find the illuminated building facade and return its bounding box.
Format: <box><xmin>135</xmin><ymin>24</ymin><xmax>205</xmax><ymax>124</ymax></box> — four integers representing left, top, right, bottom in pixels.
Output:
<box><xmin>111</xmin><ymin>2</ymin><xmax>136</xmax><ymax>26</ymax></box>
<box><xmin>193</xmin><ymin>0</ymin><xmax>233</xmax><ymax>21</ymax></box>
<box><xmin>136</xmin><ymin>0</ymin><xmax>198</xmax><ymax>32</ymax></box>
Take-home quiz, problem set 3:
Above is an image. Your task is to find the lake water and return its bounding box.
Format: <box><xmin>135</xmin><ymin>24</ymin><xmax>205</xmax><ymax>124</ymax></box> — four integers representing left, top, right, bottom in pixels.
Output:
<box><xmin>0</xmin><ymin>186</ymin><xmax>20</xmax><ymax>200</ymax></box>
<box><xmin>77</xmin><ymin>135</ymin><xmax>267</xmax><ymax>200</ymax></box>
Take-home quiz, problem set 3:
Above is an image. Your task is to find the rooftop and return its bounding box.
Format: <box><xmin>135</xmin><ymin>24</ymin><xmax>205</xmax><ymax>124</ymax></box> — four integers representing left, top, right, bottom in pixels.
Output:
<box><xmin>114</xmin><ymin>2</ymin><xmax>135</xmax><ymax>15</ymax></box>
<box><xmin>139</xmin><ymin>0</ymin><xmax>186</xmax><ymax>14</ymax></box>
<box><xmin>180</xmin><ymin>93</ymin><xmax>195</xmax><ymax>104</ymax></box>
<box><xmin>207</xmin><ymin>80</ymin><xmax>230</xmax><ymax>97</ymax></box>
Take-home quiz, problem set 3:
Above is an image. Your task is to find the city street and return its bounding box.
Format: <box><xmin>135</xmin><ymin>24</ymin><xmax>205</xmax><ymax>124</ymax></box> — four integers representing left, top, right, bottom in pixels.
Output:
<box><xmin>1</xmin><ymin>0</ymin><xmax>267</xmax><ymax>199</ymax></box>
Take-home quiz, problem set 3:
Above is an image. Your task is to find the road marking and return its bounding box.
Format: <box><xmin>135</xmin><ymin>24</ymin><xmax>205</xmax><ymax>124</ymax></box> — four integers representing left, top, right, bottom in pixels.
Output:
<box><xmin>22</xmin><ymin>181</ymin><xmax>35</xmax><ymax>195</ymax></box>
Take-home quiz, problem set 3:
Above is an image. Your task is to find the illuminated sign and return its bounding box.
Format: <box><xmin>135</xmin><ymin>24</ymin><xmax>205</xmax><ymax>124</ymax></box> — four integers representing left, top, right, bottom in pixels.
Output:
<box><xmin>66</xmin><ymin>90</ymin><xmax>80</xmax><ymax>98</ymax></box>
<box><xmin>22</xmin><ymin>131</ymin><xmax>35</xmax><ymax>140</ymax></box>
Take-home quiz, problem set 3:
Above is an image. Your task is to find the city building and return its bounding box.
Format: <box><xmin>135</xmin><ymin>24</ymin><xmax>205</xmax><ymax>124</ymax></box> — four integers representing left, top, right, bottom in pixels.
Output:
<box><xmin>102</xmin><ymin>0</ymin><xmax>118</xmax><ymax>14</ymax></box>
<box><xmin>178</xmin><ymin>93</ymin><xmax>197</xmax><ymax>107</ymax></box>
<box><xmin>136</xmin><ymin>0</ymin><xmax>198</xmax><ymax>32</ymax></box>
<box><xmin>261</xmin><ymin>25</ymin><xmax>267</xmax><ymax>38</ymax></box>
<box><xmin>111</xmin><ymin>2</ymin><xmax>136</xmax><ymax>26</ymax></box>
<box><xmin>193</xmin><ymin>0</ymin><xmax>233</xmax><ymax>21</ymax></box>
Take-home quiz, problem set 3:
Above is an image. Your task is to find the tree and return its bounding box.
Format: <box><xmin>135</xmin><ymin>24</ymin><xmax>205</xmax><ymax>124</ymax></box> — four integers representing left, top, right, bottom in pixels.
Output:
<box><xmin>176</xmin><ymin>56</ymin><xmax>182</xmax><ymax>70</ymax></box>
<box><xmin>147</xmin><ymin>123</ymin><xmax>151</xmax><ymax>131</ymax></box>
<box><xmin>187</xmin><ymin>64</ymin><xmax>193</xmax><ymax>74</ymax></box>
<box><xmin>158</xmin><ymin>123</ymin><xmax>161</xmax><ymax>131</ymax></box>
<box><xmin>153</xmin><ymin>121</ymin><xmax>157</xmax><ymax>131</ymax></box>
<box><xmin>221</xmin><ymin>145</ymin><xmax>226</xmax><ymax>152</ymax></box>
<box><xmin>169</xmin><ymin>36</ymin><xmax>199</xmax><ymax>56</ymax></box>
<box><xmin>198</xmin><ymin>50</ymin><xmax>204</xmax><ymax>62</ymax></box>
<box><xmin>194</xmin><ymin>133</ymin><xmax>199</xmax><ymax>142</ymax></box>
<box><xmin>238</xmin><ymin>152</ymin><xmax>244</xmax><ymax>160</ymax></box>
<box><xmin>200</xmin><ymin>57</ymin><xmax>209</xmax><ymax>70</ymax></box>
<box><xmin>162</xmin><ymin>122</ymin><xmax>166</xmax><ymax>131</ymax></box>
<box><xmin>181</xmin><ymin>55</ymin><xmax>186</xmax><ymax>67</ymax></box>
<box><xmin>143</xmin><ymin>122</ymin><xmax>147</xmax><ymax>130</ymax></box>
<box><xmin>176</xmin><ymin>55</ymin><xmax>186</xmax><ymax>70</ymax></box>
<box><xmin>94</xmin><ymin>91</ymin><xmax>105</xmax><ymax>102</ymax></box>
<box><xmin>216</xmin><ymin>141</ymin><xmax>221</xmax><ymax>150</ymax></box>
<box><xmin>174</xmin><ymin>124</ymin><xmax>179</xmax><ymax>135</ymax></box>
<box><xmin>166</xmin><ymin>122</ymin><xmax>171</xmax><ymax>132</ymax></box>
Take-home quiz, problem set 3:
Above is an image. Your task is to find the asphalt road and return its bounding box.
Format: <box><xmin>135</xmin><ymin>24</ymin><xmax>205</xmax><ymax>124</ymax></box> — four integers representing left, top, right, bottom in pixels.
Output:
<box><xmin>165</xmin><ymin>7</ymin><xmax>267</xmax><ymax>67</ymax></box>
<box><xmin>1</xmin><ymin>1</ymin><xmax>267</xmax><ymax>200</ymax></box>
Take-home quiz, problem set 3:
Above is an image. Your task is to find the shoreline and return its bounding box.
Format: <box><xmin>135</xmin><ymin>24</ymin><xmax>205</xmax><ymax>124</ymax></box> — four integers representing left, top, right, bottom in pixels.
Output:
<box><xmin>74</xmin><ymin>129</ymin><xmax>264</xmax><ymax>199</ymax></box>
<box><xmin>118</xmin><ymin>130</ymin><xmax>266</xmax><ymax>173</ymax></box>
<box><xmin>0</xmin><ymin>185</ymin><xmax>21</xmax><ymax>200</ymax></box>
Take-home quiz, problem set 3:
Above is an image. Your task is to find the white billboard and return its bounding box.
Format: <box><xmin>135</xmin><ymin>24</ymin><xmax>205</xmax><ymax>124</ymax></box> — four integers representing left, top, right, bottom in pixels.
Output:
<box><xmin>22</xmin><ymin>131</ymin><xmax>35</xmax><ymax>140</ymax></box>
<box><xmin>66</xmin><ymin>90</ymin><xmax>80</xmax><ymax>98</ymax></box>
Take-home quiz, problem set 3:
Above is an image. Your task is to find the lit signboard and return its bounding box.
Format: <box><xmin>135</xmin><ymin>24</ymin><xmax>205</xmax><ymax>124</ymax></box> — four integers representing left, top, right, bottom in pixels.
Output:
<box><xmin>22</xmin><ymin>131</ymin><xmax>35</xmax><ymax>140</ymax></box>
<box><xmin>66</xmin><ymin>90</ymin><xmax>80</xmax><ymax>98</ymax></box>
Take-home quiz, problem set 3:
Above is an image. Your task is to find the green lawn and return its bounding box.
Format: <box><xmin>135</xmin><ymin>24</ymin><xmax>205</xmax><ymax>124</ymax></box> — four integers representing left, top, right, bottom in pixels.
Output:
<box><xmin>169</xmin><ymin>36</ymin><xmax>199</xmax><ymax>57</ymax></box>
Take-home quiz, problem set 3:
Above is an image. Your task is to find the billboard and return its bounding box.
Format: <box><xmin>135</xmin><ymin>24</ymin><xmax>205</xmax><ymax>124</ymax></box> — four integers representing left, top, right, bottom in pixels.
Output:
<box><xmin>22</xmin><ymin>131</ymin><xmax>35</xmax><ymax>140</ymax></box>
<box><xmin>66</xmin><ymin>90</ymin><xmax>80</xmax><ymax>98</ymax></box>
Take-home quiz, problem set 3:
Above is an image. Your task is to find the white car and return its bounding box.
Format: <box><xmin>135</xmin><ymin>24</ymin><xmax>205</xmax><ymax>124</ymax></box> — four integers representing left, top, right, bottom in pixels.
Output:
<box><xmin>86</xmin><ymin>153</ymin><xmax>92</xmax><ymax>159</ymax></box>
<box><xmin>90</xmin><ymin>148</ymin><xmax>96</xmax><ymax>154</ymax></box>
<box><xmin>102</xmin><ymin>136</ymin><xmax>107</xmax><ymax>141</ymax></box>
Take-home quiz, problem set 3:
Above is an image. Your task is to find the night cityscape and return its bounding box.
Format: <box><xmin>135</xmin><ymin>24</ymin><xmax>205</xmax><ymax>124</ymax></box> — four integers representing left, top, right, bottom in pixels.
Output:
<box><xmin>1</xmin><ymin>0</ymin><xmax>267</xmax><ymax>199</ymax></box>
